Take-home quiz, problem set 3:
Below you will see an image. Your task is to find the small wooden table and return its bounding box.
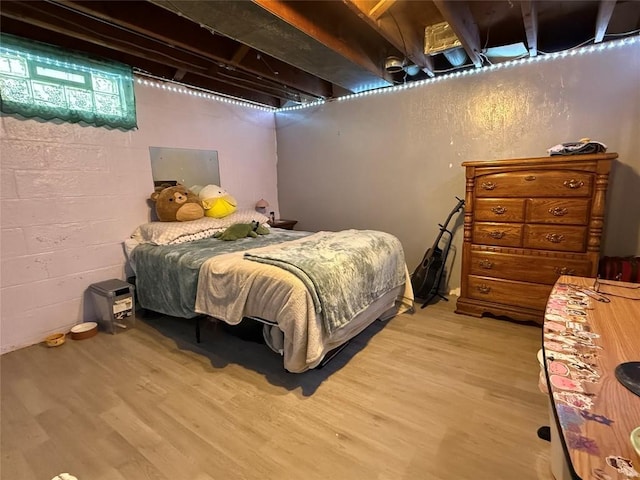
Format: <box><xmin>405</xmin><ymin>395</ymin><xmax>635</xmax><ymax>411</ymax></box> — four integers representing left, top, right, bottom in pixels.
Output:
<box><xmin>543</xmin><ymin>276</ymin><xmax>640</xmax><ymax>480</ymax></box>
<box><xmin>268</xmin><ymin>219</ymin><xmax>297</xmax><ymax>230</ymax></box>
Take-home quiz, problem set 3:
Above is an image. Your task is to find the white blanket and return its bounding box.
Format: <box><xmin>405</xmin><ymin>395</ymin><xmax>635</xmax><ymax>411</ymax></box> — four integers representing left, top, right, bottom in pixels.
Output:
<box><xmin>194</xmin><ymin>235</ymin><xmax>413</xmax><ymax>372</ymax></box>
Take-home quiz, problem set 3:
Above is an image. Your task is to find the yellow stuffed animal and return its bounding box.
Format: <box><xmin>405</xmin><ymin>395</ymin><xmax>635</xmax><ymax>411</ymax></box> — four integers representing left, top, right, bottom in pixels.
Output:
<box><xmin>195</xmin><ymin>184</ymin><xmax>237</xmax><ymax>218</ymax></box>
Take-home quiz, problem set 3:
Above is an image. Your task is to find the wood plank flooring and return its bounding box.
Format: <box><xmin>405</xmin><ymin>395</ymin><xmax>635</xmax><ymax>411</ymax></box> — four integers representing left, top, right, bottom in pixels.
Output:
<box><xmin>1</xmin><ymin>300</ymin><xmax>553</xmax><ymax>480</ymax></box>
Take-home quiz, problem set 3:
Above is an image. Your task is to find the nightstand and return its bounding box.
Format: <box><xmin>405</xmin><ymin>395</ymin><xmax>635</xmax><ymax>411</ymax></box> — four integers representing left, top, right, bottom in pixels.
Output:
<box><xmin>268</xmin><ymin>219</ymin><xmax>298</xmax><ymax>230</ymax></box>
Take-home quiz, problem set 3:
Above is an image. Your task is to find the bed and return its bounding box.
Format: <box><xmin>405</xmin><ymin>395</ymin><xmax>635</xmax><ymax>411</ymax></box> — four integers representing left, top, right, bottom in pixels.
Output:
<box><xmin>125</xmin><ymin>210</ymin><xmax>414</xmax><ymax>373</ymax></box>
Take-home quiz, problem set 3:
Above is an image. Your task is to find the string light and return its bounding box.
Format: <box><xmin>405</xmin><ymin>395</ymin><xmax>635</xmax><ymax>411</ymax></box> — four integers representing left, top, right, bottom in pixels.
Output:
<box><xmin>132</xmin><ymin>35</ymin><xmax>638</xmax><ymax>113</ymax></box>
<box><xmin>280</xmin><ymin>35</ymin><xmax>639</xmax><ymax>111</ymax></box>
<box><xmin>134</xmin><ymin>71</ymin><xmax>275</xmax><ymax>112</ymax></box>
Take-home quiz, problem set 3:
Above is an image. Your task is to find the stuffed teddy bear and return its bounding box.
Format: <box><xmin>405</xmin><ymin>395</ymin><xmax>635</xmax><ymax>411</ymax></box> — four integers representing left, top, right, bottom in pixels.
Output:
<box><xmin>194</xmin><ymin>184</ymin><xmax>237</xmax><ymax>218</ymax></box>
<box><xmin>213</xmin><ymin>222</ymin><xmax>270</xmax><ymax>241</ymax></box>
<box><xmin>150</xmin><ymin>185</ymin><xmax>204</xmax><ymax>222</ymax></box>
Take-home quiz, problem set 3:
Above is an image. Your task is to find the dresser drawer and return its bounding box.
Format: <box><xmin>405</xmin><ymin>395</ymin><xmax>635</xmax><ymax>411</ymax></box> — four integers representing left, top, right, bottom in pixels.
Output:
<box><xmin>473</xmin><ymin>222</ymin><xmax>523</xmax><ymax>247</ymax></box>
<box><xmin>470</xmin><ymin>250</ymin><xmax>593</xmax><ymax>284</ymax></box>
<box><xmin>524</xmin><ymin>225</ymin><xmax>587</xmax><ymax>252</ymax></box>
<box><xmin>476</xmin><ymin>171</ymin><xmax>593</xmax><ymax>198</ymax></box>
<box><xmin>475</xmin><ymin>199</ymin><xmax>525</xmax><ymax>222</ymax></box>
<box><xmin>467</xmin><ymin>275</ymin><xmax>552</xmax><ymax>310</ymax></box>
<box><xmin>526</xmin><ymin>198</ymin><xmax>591</xmax><ymax>225</ymax></box>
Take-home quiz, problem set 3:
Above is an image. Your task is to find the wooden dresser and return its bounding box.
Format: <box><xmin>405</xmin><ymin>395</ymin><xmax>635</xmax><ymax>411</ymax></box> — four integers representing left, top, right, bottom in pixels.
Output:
<box><xmin>455</xmin><ymin>153</ymin><xmax>617</xmax><ymax>324</ymax></box>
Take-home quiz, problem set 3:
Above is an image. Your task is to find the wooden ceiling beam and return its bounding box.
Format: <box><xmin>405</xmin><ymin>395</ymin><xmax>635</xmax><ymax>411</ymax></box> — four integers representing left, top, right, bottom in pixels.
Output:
<box><xmin>595</xmin><ymin>0</ymin><xmax>617</xmax><ymax>43</ymax></box>
<box><xmin>231</xmin><ymin>44</ymin><xmax>252</xmax><ymax>65</ymax></box>
<box><xmin>432</xmin><ymin>0</ymin><xmax>483</xmax><ymax>68</ymax></box>
<box><xmin>0</xmin><ymin>4</ymin><xmax>210</xmax><ymax>74</ymax></box>
<box><xmin>0</xmin><ymin>9</ymin><xmax>290</xmax><ymax>106</ymax></box>
<box><xmin>48</xmin><ymin>0</ymin><xmax>332</xmax><ymax>99</ymax></box>
<box><xmin>369</xmin><ymin>0</ymin><xmax>397</xmax><ymax>21</ymax></box>
<box><xmin>344</xmin><ymin>0</ymin><xmax>435</xmax><ymax>77</ymax></box>
<box><xmin>252</xmin><ymin>0</ymin><xmax>388</xmax><ymax>80</ymax></box>
<box><xmin>1</xmin><ymin>17</ymin><xmax>281</xmax><ymax>107</ymax></box>
<box><xmin>521</xmin><ymin>1</ymin><xmax>538</xmax><ymax>57</ymax></box>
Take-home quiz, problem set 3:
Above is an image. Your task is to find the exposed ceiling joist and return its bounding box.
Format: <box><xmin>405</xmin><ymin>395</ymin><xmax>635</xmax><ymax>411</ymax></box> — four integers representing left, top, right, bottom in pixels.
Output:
<box><xmin>0</xmin><ymin>2</ymin><xmax>291</xmax><ymax>105</ymax></box>
<box><xmin>1</xmin><ymin>0</ymin><xmax>337</xmax><ymax>106</ymax></box>
<box><xmin>152</xmin><ymin>0</ymin><xmax>393</xmax><ymax>93</ymax></box>
<box><xmin>252</xmin><ymin>0</ymin><xmax>382</xmax><ymax>76</ymax></box>
<box><xmin>56</xmin><ymin>0</ymin><xmax>332</xmax><ymax>101</ymax></box>
<box><xmin>1</xmin><ymin>0</ymin><xmax>637</xmax><ymax>108</ymax></box>
<box><xmin>595</xmin><ymin>0</ymin><xmax>617</xmax><ymax>43</ymax></box>
<box><xmin>432</xmin><ymin>0</ymin><xmax>483</xmax><ymax>68</ymax></box>
<box><xmin>369</xmin><ymin>0</ymin><xmax>397</xmax><ymax>21</ymax></box>
<box><xmin>521</xmin><ymin>1</ymin><xmax>539</xmax><ymax>57</ymax></box>
<box><xmin>344</xmin><ymin>0</ymin><xmax>435</xmax><ymax>77</ymax></box>
<box><xmin>230</xmin><ymin>44</ymin><xmax>252</xmax><ymax>65</ymax></box>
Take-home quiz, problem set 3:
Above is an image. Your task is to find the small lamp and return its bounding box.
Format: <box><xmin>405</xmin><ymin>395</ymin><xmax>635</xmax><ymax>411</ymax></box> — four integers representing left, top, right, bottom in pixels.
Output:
<box><xmin>255</xmin><ymin>198</ymin><xmax>269</xmax><ymax>213</ymax></box>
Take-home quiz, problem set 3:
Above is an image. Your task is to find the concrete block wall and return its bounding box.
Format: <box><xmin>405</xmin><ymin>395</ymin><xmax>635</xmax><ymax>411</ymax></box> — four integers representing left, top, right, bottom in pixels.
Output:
<box><xmin>1</xmin><ymin>81</ymin><xmax>278</xmax><ymax>353</ymax></box>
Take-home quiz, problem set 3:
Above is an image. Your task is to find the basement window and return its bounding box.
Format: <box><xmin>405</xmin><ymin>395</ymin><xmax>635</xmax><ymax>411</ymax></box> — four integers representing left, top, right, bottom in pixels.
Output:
<box><xmin>0</xmin><ymin>33</ymin><xmax>137</xmax><ymax>130</ymax></box>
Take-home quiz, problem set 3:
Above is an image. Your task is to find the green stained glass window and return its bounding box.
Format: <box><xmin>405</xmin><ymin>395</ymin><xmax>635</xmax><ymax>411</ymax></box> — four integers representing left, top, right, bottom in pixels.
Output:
<box><xmin>0</xmin><ymin>34</ymin><xmax>137</xmax><ymax>130</ymax></box>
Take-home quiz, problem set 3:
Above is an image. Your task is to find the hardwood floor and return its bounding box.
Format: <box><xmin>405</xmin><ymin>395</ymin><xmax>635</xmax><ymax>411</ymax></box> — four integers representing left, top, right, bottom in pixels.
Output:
<box><xmin>1</xmin><ymin>300</ymin><xmax>553</xmax><ymax>480</ymax></box>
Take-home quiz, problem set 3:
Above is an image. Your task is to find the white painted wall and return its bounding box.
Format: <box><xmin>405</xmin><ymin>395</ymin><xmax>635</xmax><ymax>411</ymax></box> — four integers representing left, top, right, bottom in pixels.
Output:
<box><xmin>275</xmin><ymin>43</ymin><xmax>640</xmax><ymax>293</ymax></box>
<box><xmin>0</xmin><ymin>81</ymin><xmax>277</xmax><ymax>353</ymax></box>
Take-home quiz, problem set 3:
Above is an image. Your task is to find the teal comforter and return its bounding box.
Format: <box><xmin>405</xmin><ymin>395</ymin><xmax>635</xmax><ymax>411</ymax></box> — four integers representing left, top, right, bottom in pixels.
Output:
<box><xmin>131</xmin><ymin>230</ymin><xmax>310</xmax><ymax>318</ymax></box>
<box><xmin>244</xmin><ymin>229</ymin><xmax>406</xmax><ymax>334</ymax></box>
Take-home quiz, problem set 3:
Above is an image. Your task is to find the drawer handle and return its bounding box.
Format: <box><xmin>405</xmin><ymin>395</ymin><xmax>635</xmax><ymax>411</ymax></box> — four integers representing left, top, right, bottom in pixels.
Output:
<box><xmin>545</xmin><ymin>233</ymin><xmax>565</xmax><ymax>243</ymax></box>
<box><xmin>549</xmin><ymin>207</ymin><xmax>569</xmax><ymax>216</ymax></box>
<box><xmin>481</xmin><ymin>181</ymin><xmax>496</xmax><ymax>191</ymax></box>
<box><xmin>491</xmin><ymin>206</ymin><xmax>506</xmax><ymax>215</ymax></box>
<box><xmin>524</xmin><ymin>175</ymin><xmax>536</xmax><ymax>181</ymax></box>
<box><xmin>554</xmin><ymin>266</ymin><xmax>576</xmax><ymax>275</ymax></box>
<box><xmin>476</xmin><ymin>284</ymin><xmax>491</xmax><ymax>294</ymax></box>
<box><xmin>479</xmin><ymin>259</ymin><xmax>493</xmax><ymax>269</ymax></box>
<box><xmin>564</xmin><ymin>179</ymin><xmax>584</xmax><ymax>189</ymax></box>
<box><xmin>489</xmin><ymin>231</ymin><xmax>505</xmax><ymax>239</ymax></box>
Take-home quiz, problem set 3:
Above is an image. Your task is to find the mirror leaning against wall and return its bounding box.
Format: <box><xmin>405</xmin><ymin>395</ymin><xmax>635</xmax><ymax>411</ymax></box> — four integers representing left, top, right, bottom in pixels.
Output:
<box><xmin>149</xmin><ymin>147</ymin><xmax>220</xmax><ymax>190</ymax></box>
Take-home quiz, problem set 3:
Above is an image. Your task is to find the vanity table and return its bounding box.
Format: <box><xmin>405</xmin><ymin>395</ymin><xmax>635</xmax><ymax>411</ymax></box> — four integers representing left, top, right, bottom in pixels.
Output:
<box><xmin>542</xmin><ymin>275</ymin><xmax>640</xmax><ymax>480</ymax></box>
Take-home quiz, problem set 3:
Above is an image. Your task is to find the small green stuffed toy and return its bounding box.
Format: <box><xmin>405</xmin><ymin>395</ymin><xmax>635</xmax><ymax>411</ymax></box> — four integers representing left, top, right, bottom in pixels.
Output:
<box><xmin>214</xmin><ymin>221</ymin><xmax>270</xmax><ymax>241</ymax></box>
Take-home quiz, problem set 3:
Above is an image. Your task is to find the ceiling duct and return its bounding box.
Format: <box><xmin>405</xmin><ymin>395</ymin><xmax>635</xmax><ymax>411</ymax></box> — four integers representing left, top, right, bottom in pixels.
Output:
<box><xmin>150</xmin><ymin>0</ymin><xmax>393</xmax><ymax>93</ymax></box>
<box><xmin>484</xmin><ymin>43</ymin><xmax>529</xmax><ymax>62</ymax></box>
<box><xmin>424</xmin><ymin>21</ymin><xmax>462</xmax><ymax>55</ymax></box>
<box><xmin>385</xmin><ymin>56</ymin><xmax>405</xmax><ymax>73</ymax></box>
<box><xmin>443</xmin><ymin>47</ymin><xmax>468</xmax><ymax>67</ymax></box>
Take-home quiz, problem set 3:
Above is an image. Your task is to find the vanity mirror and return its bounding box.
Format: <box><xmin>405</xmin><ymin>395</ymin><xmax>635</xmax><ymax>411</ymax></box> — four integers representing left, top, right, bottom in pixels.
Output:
<box><xmin>149</xmin><ymin>147</ymin><xmax>219</xmax><ymax>189</ymax></box>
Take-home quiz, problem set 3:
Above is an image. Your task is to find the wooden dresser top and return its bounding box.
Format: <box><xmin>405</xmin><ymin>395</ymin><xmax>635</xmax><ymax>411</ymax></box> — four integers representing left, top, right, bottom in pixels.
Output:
<box><xmin>462</xmin><ymin>152</ymin><xmax>618</xmax><ymax>168</ymax></box>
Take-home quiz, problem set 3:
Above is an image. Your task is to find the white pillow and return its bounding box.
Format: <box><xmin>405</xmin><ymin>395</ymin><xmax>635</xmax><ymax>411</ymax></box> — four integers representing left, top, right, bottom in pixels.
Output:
<box><xmin>131</xmin><ymin>209</ymin><xmax>270</xmax><ymax>245</ymax></box>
